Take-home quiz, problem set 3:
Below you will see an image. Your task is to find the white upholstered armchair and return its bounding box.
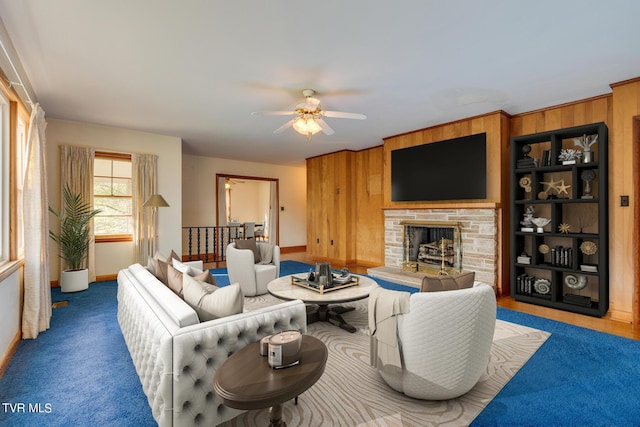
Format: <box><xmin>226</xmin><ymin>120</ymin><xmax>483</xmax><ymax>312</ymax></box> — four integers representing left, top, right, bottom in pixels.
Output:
<box><xmin>226</xmin><ymin>241</ymin><xmax>280</xmax><ymax>296</ymax></box>
<box><xmin>369</xmin><ymin>282</ymin><xmax>496</xmax><ymax>400</ymax></box>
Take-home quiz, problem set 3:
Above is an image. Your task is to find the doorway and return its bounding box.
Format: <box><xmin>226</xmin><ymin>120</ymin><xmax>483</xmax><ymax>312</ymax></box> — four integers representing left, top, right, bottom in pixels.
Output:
<box><xmin>216</xmin><ymin>174</ymin><xmax>279</xmax><ymax>245</ymax></box>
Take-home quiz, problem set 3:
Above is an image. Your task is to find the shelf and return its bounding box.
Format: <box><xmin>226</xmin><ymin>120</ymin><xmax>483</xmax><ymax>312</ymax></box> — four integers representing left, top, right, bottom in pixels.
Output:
<box><xmin>515</xmin><ymin>199</ymin><xmax>599</xmax><ymax>205</ymax></box>
<box><xmin>510</xmin><ymin>122</ymin><xmax>608</xmax><ymax>318</ymax></box>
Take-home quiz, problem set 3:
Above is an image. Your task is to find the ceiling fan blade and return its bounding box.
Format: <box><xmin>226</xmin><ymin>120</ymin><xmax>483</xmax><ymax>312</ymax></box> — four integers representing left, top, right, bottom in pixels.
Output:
<box><xmin>252</xmin><ymin>111</ymin><xmax>296</xmax><ymax>116</ymax></box>
<box><xmin>316</xmin><ymin>118</ymin><xmax>335</xmax><ymax>135</ymax></box>
<box><xmin>323</xmin><ymin>111</ymin><xmax>367</xmax><ymax>120</ymax></box>
<box><xmin>273</xmin><ymin>118</ymin><xmax>296</xmax><ymax>134</ymax></box>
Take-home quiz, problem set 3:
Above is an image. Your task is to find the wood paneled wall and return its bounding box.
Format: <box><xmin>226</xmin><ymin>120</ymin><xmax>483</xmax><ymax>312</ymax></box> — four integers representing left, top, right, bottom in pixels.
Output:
<box><xmin>306</xmin><ymin>81</ymin><xmax>639</xmax><ymax>323</ymax></box>
<box><xmin>355</xmin><ymin>147</ymin><xmax>384</xmax><ymax>266</ymax></box>
<box><xmin>610</xmin><ymin>80</ymin><xmax>640</xmax><ymax>323</ymax></box>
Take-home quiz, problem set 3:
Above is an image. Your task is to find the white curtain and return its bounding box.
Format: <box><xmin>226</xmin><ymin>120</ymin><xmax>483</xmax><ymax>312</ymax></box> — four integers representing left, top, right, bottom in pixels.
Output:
<box><xmin>132</xmin><ymin>153</ymin><xmax>158</xmax><ymax>263</ymax></box>
<box><xmin>268</xmin><ymin>181</ymin><xmax>278</xmax><ymax>244</ymax></box>
<box><xmin>22</xmin><ymin>103</ymin><xmax>51</xmax><ymax>339</ymax></box>
<box><xmin>59</xmin><ymin>145</ymin><xmax>97</xmax><ymax>281</ymax></box>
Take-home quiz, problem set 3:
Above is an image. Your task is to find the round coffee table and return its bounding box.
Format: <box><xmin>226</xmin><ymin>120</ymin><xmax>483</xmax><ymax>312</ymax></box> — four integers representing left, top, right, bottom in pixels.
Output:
<box><xmin>214</xmin><ymin>335</ymin><xmax>327</xmax><ymax>427</ymax></box>
<box><xmin>268</xmin><ymin>274</ymin><xmax>375</xmax><ymax>333</ymax></box>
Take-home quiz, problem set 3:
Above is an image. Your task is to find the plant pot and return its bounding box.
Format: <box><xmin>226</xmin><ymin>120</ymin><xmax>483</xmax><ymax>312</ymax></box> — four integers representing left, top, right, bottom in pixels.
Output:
<box><xmin>60</xmin><ymin>269</ymin><xmax>89</xmax><ymax>293</ymax></box>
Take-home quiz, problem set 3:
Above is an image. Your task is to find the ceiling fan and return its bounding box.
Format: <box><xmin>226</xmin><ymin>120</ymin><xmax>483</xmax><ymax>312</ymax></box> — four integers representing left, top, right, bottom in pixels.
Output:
<box><xmin>252</xmin><ymin>89</ymin><xmax>366</xmax><ymax>139</ymax></box>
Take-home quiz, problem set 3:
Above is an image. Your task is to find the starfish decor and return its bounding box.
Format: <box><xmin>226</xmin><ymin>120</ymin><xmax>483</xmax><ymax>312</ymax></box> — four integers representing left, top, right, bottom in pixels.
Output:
<box><xmin>558</xmin><ymin>223</ymin><xmax>571</xmax><ymax>233</ymax></box>
<box><xmin>540</xmin><ymin>175</ymin><xmax>561</xmax><ymax>193</ymax></box>
<box><xmin>539</xmin><ymin>175</ymin><xmax>571</xmax><ymax>198</ymax></box>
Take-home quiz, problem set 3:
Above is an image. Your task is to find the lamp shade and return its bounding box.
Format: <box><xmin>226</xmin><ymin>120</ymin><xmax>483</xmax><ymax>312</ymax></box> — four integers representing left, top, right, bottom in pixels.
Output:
<box><xmin>143</xmin><ymin>194</ymin><xmax>170</xmax><ymax>208</ymax></box>
<box><xmin>293</xmin><ymin>117</ymin><xmax>322</xmax><ymax>137</ymax></box>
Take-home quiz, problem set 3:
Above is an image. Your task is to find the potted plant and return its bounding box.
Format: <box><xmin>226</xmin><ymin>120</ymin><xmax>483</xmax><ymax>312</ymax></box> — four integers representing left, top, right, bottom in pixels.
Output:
<box><xmin>49</xmin><ymin>185</ymin><xmax>101</xmax><ymax>292</ymax></box>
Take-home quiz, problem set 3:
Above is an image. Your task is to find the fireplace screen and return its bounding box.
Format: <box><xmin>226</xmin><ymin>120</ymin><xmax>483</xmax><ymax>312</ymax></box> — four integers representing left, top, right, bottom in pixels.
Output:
<box><xmin>402</xmin><ymin>221</ymin><xmax>462</xmax><ymax>273</ymax></box>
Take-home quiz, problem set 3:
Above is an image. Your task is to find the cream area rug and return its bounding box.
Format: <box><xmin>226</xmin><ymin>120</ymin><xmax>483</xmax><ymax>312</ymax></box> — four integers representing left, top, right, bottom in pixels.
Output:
<box><xmin>219</xmin><ymin>294</ymin><xmax>550</xmax><ymax>427</ymax></box>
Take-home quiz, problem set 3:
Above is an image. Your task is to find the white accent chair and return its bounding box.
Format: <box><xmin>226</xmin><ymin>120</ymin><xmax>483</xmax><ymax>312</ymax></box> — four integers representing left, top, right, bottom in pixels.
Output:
<box><xmin>371</xmin><ymin>283</ymin><xmax>496</xmax><ymax>400</ymax></box>
<box><xmin>243</xmin><ymin>222</ymin><xmax>255</xmax><ymax>239</ymax></box>
<box><xmin>226</xmin><ymin>241</ymin><xmax>280</xmax><ymax>296</ymax></box>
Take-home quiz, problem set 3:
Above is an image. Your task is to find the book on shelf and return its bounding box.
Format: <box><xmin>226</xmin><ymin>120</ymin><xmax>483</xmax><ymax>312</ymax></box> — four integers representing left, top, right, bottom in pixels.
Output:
<box><xmin>563</xmin><ymin>294</ymin><xmax>592</xmax><ymax>307</ymax></box>
<box><xmin>520</xmin><ymin>227</ymin><xmax>534</xmax><ymax>232</ymax></box>
<box><xmin>580</xmin><ymin>264</ymin><xmax>598</xmax><ymax>273</ymax></box>
<box><xmin>516</xmin><ymin>157</ymin><xmax>539</xmax><ymax>168</ymax></box>
<box><xmin>517</xmin><ymin>256</ymin><xmax>531</xmax><ymax>265</ymax></box>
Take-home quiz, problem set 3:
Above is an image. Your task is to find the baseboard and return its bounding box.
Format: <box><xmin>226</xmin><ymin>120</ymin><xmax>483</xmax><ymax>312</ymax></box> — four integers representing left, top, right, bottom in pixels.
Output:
<box><xmin>96</xmin><ymin>274</ymin><xmax>118</xmax><ymax>282</ymax></box>
<box><xmin>51</xmin><ymin>274</ymin><xmax>118</xmax><ymax>287</ymax></box>
<box><xmin>0</xmin><ymin>330</ymin><xmax>21</xmax><ymax>379</ymax></box>
<box><xmin>280</xmin><ymin>245</ymin><xmax>306</xmax><ymax>254</ymax></box>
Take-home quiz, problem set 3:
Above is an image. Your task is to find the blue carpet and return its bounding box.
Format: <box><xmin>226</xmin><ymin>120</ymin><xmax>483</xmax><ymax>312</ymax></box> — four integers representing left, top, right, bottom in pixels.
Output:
<box><xmin>0</xmin><ymin>281</ymin><xmax>154</xmax><ymax>427</ymax></box>
<box><xmin>1</xmin><ymin>260</ymin><xmax>639</xmax><ymax>426</ymax></box>
<box><xmin>472</xmin><ymin>309</ymin><xmax>640</xmax><ymax>426</ymax></box>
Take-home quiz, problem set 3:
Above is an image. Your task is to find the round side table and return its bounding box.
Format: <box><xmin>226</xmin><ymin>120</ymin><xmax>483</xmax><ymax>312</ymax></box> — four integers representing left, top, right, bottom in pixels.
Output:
<box><xmin>214</xmin><ymin>334</ymin><xmax>327</xmax><ymax>426</ymax></box>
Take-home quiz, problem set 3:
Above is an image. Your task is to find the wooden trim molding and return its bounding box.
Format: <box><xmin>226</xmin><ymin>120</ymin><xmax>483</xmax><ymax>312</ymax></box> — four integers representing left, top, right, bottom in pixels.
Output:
<box><xmin>280</xmin><ymin>245</ymin><xmax>306</xmax><ymax>254</ymax></box>
<box><xmin>0</xmin><ymin>330</ymin><xmax>21</xmax><ymax>379</ymax></box>
<box><xmin>0</xmin><ymin>260</ymin><xmax>22</xmax><ymax>282</ymax></box>
<box><xmin>610</xmin><ymin>76</ymin><xmax>640</xmax><ymax>88</ymax></box>
<box><xmin>633</xmin><ymin>116</ymin><xmax>640</xmax><ymax>325</ymax></box>
<box><xmin>96</xmin><ymin>274</ymin><xmax>118</xmax><ymax>282</ymax></box>
<box><xmin>383</xmin><ymin>110</ymin><xmax>512</xmax><ymax>141</ymax></box>
<box><xmin>95</xmin><ymin>234</ymin><xmax>133</xmax><ymax>243</ymax></box>
<box><xmin>509</xmin><ymin>93</ymin><xmax>612</xmax><ymax>118</ymax></box>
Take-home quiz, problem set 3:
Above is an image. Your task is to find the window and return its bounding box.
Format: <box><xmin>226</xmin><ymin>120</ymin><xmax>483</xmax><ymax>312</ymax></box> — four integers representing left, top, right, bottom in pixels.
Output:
<box><xmin>93</xmin><ymin>152</ymin><xmax>132</xmax><ymax>242</ymax></box>
<box><xmin>0</xmin><ymin>92</ymin><xmax>9</xmax><ymax>263</ymax></box>
<box><xmin>16</xmin><ymin>117</ymin><xmax>26</xmax><ymax>257</ymax></box>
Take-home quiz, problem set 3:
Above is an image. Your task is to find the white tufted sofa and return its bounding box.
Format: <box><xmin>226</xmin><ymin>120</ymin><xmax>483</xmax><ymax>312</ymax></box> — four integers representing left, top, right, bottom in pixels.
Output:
<box><xmin>117</xmin><ymin>263</ymin><xmax>307</xmax><ymax>426</ymax></box>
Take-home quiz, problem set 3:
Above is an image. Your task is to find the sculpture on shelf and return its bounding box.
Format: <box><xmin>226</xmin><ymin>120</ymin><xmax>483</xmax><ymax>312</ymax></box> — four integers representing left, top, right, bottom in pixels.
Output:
<box><xmin>573</xmin><ymin>133</ymin><xmax>598</xmax><ymax>163</ymax></box>
<box><xmin>520</xmin><ymin>206</ymin><xmax>535</xmax><ymax>228</ymax></box>
<box><xmin>558</xmin><ymin>148</ymin><xmax>582</xmax><ymax>163</ymax></box>
<box><xmin>531</xmin><ymin>217</ymin><xmax>551</xmax><ymax>233</ymax></box>
<box><xmin>581</xmin><ymin>169</ymin><xmax>595</xmax><ymax>199</ymax></box>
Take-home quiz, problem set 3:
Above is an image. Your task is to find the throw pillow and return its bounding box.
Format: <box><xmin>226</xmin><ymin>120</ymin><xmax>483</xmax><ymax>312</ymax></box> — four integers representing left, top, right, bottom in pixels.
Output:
<box><xmin>146</xmin><ymin>256</ymin><xmax>158</xmax><ymax>276</ymax></box>
<box><xmin>166</xmin><ymin>264</ymin><xmax>217</xmax><ymax>298</ymax></box>
<box><xmin>234</xmin><ymin>239</ymin><xmax>261</xmax><ymax>263</ymax></box>
<box><xmin>171</xmin><ymin>258</ymin><xmax>190</xmax><ymax>273</ymax></box>
<box><xmin>183</xmin><ymin>274</ymin><xmax>244</xmax><ymax>321</ymax></box>
<box><xmin>169</xmin><ymin>249</ymin><xmax>181</xmax><ymax>263</ymax></box>
<box><xmin>421</xmin><ymin>271</ymin><xmax>475</xmax><ymax>292</ymax></box>
<box><xmin>166</xmin><ymin>264</ymin><xmax>186</xmax><ymax>297</ymax></box>
<box><xmin>192</xmin><ymin>269</ymin><xmax>217</xmax><ymax>286</ymax></box>
<box><xmin>155</xmin><ymin>259</ymin><xmax>170</xmax><ymax>285</ymax></box>
<box><xmin>153</xmin><ymin>251</ymin><xmax>167</xmax><ymax>262</ymax></box>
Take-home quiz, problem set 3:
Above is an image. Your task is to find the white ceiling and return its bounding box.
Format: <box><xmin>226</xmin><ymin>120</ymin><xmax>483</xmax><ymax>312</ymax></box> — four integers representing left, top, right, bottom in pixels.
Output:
<box><xmin>1</xmin><ymin>1</ymin><xmax>639</xmax><ymax>166</ymax></box>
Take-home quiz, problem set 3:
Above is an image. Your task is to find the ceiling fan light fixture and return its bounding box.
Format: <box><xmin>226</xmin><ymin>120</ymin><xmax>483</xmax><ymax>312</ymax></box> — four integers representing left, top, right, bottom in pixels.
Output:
<box><xmin>292</xmin><ymin>116</ymin><xmax>322</xmax><ymax>138</ymax></box>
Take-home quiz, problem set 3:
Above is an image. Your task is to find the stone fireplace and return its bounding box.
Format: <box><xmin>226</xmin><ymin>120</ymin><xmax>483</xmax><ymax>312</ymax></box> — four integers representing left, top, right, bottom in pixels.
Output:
<box><xmin>401</xmin><ymin>220</ymin><xmax>462</xmax><ymax>274</ymax></box>
<box><xmin>371</xmin><ymin>209</ymin><xmax>498</xmax><ymax>287</ymax></box>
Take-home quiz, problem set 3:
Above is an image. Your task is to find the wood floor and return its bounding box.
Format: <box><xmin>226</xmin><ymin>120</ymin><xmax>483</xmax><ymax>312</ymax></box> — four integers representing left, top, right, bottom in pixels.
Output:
<box><xmin>279</xmin><ymin>251</ymin><xmax>640</xmax><ymax>341</ymax></box>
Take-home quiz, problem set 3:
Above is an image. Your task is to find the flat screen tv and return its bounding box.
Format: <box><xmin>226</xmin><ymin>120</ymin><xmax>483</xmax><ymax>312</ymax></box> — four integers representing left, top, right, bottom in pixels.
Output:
<box><xmin>391</xmin><ymin>133</ymin><xmax>487</xmax><ymax>201</ymax></box>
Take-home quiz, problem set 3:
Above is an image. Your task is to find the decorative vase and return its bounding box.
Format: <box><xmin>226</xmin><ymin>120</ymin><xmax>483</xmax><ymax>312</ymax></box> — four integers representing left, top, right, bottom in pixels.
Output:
<box><xmin>60</xmin><ymin>269</ymin><xmax>89</xmax><ymax>293</ymax></box>
<box><xmin>315</xmin><ymin>262</ymin><xmax>333</xmax><ymax>286</ymax></box>
<box><xmin>582</xmin><ymin>150</ymin><xmax>593</xmax><ymax>163</ymax></box>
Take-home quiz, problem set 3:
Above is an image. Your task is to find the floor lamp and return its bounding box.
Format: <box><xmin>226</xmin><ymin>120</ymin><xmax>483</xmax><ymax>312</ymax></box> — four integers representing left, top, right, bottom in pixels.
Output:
<box><xmin>143</xmin><ymin>194</ymin><xmax>169</xmax><ymax>257</ymax></box>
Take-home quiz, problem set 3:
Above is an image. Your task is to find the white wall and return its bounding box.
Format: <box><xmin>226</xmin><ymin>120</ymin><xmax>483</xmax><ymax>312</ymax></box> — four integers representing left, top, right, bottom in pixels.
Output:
<box><xmin>46</xmin><ymin>119</ymin><xmax>182</xmax><ymax>279</ymax></box>
<box><xmin>0</xmin><ymin>269</ymin><xmax>19</xmax><ymax>359</ymax></box>
<box><xmin>182</xmin><ymin>155</ymin><xmax>306</xmax><ymax>248</ymax></box>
